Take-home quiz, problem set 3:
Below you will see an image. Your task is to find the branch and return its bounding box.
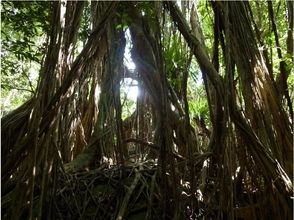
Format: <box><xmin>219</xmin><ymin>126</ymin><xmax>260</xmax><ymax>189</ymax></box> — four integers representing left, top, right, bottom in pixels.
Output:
<box><xmin>125</xmin><ymin>138</ymin><xmax>185</xmax><ymax>161</ymax></box>
<box><xmin>116</xmin><ymin>169</ymin><xmax>140</xmax><ymax>220</ymax></box>
<box><xmin>1</xmin><ymin>84</ymin><xmax>34</xmax><ymax>93</ymax></box>
<box><xmin>164</xmin><ymin>1</ymin><xmax>224</xmax><ymax>98</ymax></box>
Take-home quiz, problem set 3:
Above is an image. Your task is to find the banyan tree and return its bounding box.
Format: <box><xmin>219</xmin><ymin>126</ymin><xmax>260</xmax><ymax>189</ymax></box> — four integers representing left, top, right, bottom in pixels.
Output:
<box><xmin>1</xmin><ymin>1</ymin><xmax>293</xmax><ymax>219</ymax></box>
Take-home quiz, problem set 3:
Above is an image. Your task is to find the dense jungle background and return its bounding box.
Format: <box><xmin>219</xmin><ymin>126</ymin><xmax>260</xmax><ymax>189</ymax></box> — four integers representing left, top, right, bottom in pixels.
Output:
<box><xmin>1</xmin><ymin>1</ymin><xmax>293</xmax><ymax>219</ymax></box>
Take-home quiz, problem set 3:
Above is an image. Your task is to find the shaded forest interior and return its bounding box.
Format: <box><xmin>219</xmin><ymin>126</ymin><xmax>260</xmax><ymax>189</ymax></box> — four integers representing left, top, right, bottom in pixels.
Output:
<box><xmin>1</xmin><ymin>1</ymin><xmax>293</xmax><ymax>219</ymax></box>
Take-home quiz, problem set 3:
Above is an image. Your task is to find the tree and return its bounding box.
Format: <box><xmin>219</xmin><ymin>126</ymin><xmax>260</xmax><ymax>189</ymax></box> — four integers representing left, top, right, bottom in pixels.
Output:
<box><xmin>2</xmin><ymin>1</ymin><xmax>293</xmax><ymax>219</ymax></box>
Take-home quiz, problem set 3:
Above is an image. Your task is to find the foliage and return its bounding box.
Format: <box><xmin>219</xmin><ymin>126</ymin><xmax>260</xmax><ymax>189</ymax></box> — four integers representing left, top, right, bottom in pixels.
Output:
<box><xmin>1</xmin><ymin>1</ymin><xmax>49</xmax><ymax>114</ymax></box>
<box><xmin>120</xmin><ymin>78</ymin><xmax>138</xmax><ymax>120</ymax></box>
